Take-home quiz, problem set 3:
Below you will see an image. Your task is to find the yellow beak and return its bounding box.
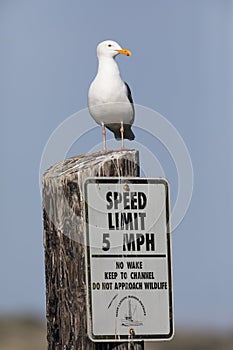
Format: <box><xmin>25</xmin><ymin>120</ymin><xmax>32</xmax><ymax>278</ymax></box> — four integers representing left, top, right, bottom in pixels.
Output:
<box><xmin>115</xmin><ymin>48</ymin><xmax>132</xmax><ymax>56</ymax></box>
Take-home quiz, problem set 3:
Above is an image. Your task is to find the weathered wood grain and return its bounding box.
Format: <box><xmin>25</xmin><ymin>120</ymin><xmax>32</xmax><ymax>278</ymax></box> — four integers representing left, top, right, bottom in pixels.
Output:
<box><xmin>43</xmin><ymin>150</ymin><xmax>144</xmax><ymax>349</ymax></box>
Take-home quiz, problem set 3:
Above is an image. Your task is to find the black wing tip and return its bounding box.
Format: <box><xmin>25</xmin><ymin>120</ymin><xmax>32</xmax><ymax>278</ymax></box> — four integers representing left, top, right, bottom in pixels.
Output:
<box><xmin>114</xmin><ymin>125</ymin><xmax>135</xmax><ymax>141</ymax></box>
<box><xmin>125</xmin><ymin>129</ymin><xmax>135</xmax><ymax>140</ymax></box>
<box><xmin>106</xmin><ymin>124</ymin><xmax>135</xmax><ymax>140</ymax></box>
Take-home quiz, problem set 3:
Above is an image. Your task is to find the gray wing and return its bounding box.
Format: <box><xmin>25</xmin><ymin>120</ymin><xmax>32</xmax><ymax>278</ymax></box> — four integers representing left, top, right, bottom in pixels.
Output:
<box><xmin>124</xmin><ymin>82</ymin><xmax>134</xmax><ymax>104</ymax></box>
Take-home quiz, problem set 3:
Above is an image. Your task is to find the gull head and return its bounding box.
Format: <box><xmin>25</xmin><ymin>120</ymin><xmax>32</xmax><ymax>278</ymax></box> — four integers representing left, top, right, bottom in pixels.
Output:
<box><xmin>96</xmin><ymin>40</ymin><xmax>132</xmax><ymax>59</ymax></box>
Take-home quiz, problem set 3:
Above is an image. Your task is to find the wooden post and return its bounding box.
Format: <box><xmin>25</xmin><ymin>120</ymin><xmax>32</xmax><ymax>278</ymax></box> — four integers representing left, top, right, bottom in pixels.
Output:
<box><xmin>42</xmin><ymin>150</ymin><xmax>144</xmax><ymax>349</ymax></box>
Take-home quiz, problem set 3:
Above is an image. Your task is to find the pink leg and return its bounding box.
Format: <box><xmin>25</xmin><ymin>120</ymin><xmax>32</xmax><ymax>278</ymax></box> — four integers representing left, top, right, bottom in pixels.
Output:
<box><xmin>120</xmin><ymin>121</ymin><xmax>125</xmax><ymax>150</ymax></box>
<box><xmin>102</xmin><ymin>123</ymin><xmax>107</xmax><ymax>152</ymax></box>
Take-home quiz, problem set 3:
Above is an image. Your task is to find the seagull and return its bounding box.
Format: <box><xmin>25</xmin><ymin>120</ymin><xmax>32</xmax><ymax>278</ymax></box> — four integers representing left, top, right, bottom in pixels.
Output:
<box><xmin>88</xmin><ymin>40</ymin><xmax>135</xmax><ymax>152</ymax></box>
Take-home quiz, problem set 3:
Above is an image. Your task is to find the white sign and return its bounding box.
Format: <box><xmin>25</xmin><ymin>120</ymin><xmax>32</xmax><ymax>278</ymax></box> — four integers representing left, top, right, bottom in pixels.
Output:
<box><xmin>84</xmin><ymin>178</ymin><xmax>174</xmax><ymax>342</ymax></box>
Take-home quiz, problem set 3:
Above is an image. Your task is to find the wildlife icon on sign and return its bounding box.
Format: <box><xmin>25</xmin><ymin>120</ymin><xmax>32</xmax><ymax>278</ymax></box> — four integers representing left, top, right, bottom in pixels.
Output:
<box><xmin>121</xmin><ymin>298</ymin><xmax>143</xmax><ymax>327</ymax></box>
<box><xmin>115</xmin><ymin>295</ymin><xmax>146</xmax><ymax>327</ymax></box>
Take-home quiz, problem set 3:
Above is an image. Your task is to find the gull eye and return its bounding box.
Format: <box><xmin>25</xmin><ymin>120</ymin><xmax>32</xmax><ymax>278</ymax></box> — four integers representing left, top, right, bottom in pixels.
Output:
<box><xmin>108</xmin><ymin>44</ymin><xmax>112</xmax><ymax>47</ymax></box>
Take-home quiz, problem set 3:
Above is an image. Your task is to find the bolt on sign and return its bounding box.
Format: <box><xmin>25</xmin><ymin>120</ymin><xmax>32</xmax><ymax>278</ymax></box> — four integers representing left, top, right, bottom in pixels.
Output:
<box><xmin>84</xmin><ymin>178</ymin><xmax>174</xmax><ymax>342</ymax></box>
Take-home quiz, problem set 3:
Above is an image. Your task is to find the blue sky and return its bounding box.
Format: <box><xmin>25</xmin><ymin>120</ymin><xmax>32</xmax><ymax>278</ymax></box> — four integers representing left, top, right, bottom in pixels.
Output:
<box><xmin>1</xmin><ymin>0</ymin><xmax>233</xmax><ymax>331</ymax></box>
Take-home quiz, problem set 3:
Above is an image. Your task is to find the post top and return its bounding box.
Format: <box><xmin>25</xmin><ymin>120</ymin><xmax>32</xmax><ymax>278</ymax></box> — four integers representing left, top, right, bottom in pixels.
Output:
<box><xmin>43</xmin><ymin>149</ymin><xmax>139</xmax><ymax>180</ymax></box>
